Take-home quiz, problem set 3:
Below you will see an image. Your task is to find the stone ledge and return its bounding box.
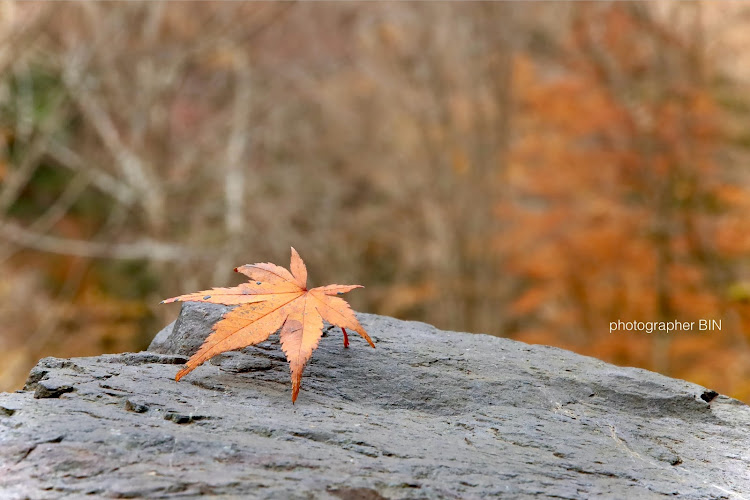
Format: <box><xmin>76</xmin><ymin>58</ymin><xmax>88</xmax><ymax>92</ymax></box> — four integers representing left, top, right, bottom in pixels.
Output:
<box><xmin>1</xmin><ymin>302</ymin><xmax>748</xmax><ymax>499</ymax></box>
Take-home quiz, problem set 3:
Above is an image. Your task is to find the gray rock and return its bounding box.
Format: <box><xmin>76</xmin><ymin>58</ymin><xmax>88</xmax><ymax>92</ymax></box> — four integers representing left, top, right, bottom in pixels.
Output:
<box><xmin>146</xmin><ymin>319</ymin><xmax>176</xmax><ymax>353</ymax></box>
<box><xmin>1</xmin><ymin>302</ymin><xmax>749</xmax><ymax>499</ymax></box>
<box><xmin>148</xmin><ymin>302</ymin><xmax>231</xmax><ymax>356</ymax></box>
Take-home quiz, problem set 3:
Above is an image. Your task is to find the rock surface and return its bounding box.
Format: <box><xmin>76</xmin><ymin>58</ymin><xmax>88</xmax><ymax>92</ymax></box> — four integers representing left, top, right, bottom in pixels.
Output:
<box><xmin>1</xmin><ymin>302</ymin><xmax>749</xmax><ymax>499</ymax></box>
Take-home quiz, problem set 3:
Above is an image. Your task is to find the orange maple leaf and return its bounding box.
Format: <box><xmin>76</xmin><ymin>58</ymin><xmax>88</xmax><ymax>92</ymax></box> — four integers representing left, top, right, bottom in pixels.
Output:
<box><xmin>161</xmin><ymin>248</ymin><xmax>375</xmax><ymax>402</ymax></box>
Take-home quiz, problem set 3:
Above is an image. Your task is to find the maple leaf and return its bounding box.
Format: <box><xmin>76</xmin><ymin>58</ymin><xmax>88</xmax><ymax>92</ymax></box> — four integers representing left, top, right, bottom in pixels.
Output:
<box><xmin>161</xmin><ymin>248</ymin><xmax>374</xmax><ymax>402</ymax></box>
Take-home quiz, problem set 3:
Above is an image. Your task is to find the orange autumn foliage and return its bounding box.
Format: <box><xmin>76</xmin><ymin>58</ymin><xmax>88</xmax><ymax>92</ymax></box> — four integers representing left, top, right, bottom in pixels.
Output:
<box><xmin>501</xmin><ymin>4</ymin><xmax>750</xmax><ymax>400</ymax></box>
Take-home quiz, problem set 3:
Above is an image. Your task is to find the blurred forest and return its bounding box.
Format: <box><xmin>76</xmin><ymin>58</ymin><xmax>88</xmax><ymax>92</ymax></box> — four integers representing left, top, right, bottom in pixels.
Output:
<box><xmin>2</xmin><ymin>2</ymin><xmax>750</xmax><ymax>402</ymax></box>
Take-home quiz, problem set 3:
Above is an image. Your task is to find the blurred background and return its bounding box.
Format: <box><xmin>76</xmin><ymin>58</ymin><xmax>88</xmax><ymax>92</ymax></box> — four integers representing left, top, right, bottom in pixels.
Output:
<box><xmin>2</xmin><ymin>2</ymin><xmax>750</xmax><ymax>401</ymax></box>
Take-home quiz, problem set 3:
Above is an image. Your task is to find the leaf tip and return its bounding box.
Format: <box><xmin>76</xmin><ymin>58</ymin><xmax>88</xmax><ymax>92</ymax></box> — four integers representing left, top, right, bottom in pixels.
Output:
<box><xmin>291</xmin><ymin>381</ymin><xmax>301</xmax><ymax>403</ymax></box>
<box><xmin>175</xmin><ymin>367</ymin><xmax>190</xmax><ymax>381</ymax></box>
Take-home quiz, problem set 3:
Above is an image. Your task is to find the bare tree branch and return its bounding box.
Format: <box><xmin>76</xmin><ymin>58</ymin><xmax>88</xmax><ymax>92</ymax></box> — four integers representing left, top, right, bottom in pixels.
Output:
<box><xmin>61</xmin><ymin>50</ymin><xmax>165</xmax><ymax>232</ymax></box>
<box><xmin>224</xmin><ymin>48</ymin><xmax>251</xmax><ymax>239</ymax></box>
<box><xmin>44</xmin><ymin>141</ymin><xmax>136</xmax><ymax>206</ymax></box>
<box><xmin>0</xmin><ymin>221</ymin><xmax>207</xmax><ymax>261</ymax></box>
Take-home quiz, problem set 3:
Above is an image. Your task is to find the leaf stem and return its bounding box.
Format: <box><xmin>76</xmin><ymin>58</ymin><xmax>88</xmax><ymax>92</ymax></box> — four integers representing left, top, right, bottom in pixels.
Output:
<box><xmin>341</xmin><ymin>327</ymin><xmax>349</xmax><ymax>348</ymax></box>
